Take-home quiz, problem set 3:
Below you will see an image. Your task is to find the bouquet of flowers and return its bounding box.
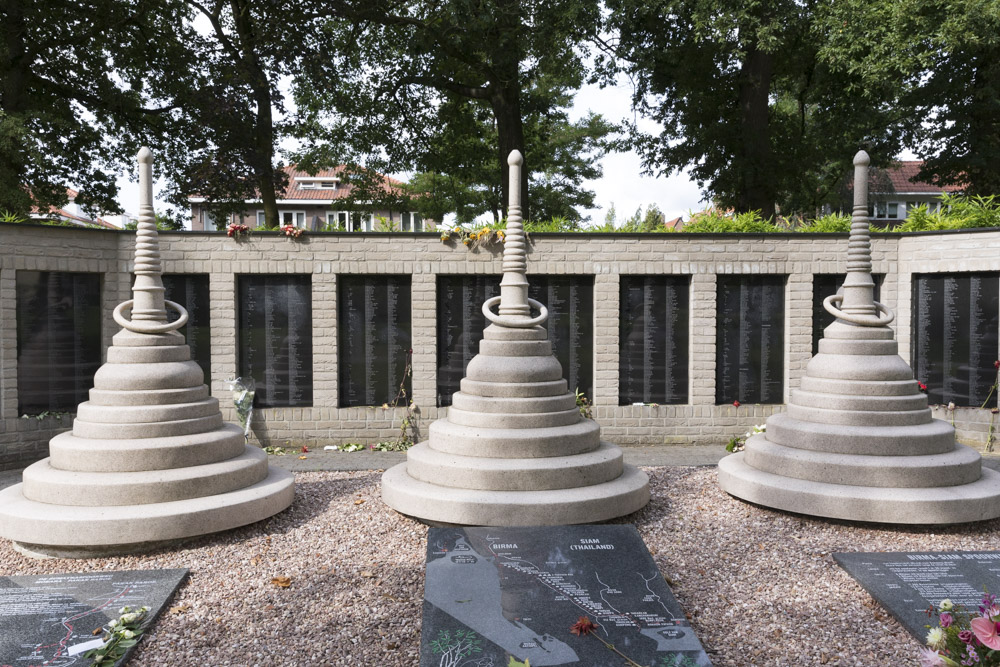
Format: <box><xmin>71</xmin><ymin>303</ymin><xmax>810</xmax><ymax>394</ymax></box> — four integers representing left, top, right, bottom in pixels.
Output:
<box><xmin>226</xmin><ymin>222</ymin><xmax>250</xmax><ymax>238</ymax></box>
<box><xmin>919</xmin><ymin>595</ymin><xmax>1000</xmax><ymax>666</ymax></box>
<box><xmin>224</xmin><ymin>377</ymin><xmax>255</xmax><ymax>441</ymax></box>
<box><xmin>281</xmin><ymin>224</ymin><xmax>304</xmax><ymax>239</ymax></box>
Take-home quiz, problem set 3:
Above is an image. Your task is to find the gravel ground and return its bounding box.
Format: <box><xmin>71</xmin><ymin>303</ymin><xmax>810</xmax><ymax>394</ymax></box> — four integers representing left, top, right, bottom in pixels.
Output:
<box><xmin>3</xmin><ymin>467</ymin><xmax>999</xmax><ymax>666</ymax></box>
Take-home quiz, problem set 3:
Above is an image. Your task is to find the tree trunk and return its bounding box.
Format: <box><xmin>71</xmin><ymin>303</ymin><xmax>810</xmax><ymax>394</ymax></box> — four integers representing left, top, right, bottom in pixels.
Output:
<box><xmin>491</xmin><ymin>85</ymin><xmax>529</xmax><ymax>221</ymax></box>
<box><xmin>736</xmin><ymin>46</ymin><xmax>775</xmax><ymax>220</ymax></box>
<box><xmin>0</xmin><ymin>0</ymin><xmax>32</xmax><ymax>214</ymax></box>
<box><xmin>966</xmin><ymin>46</ymin><xmax>1000</xmax><ymax>196</ymax></box>
<box><xmin>230</xmin><ymin>0</ymin><xmax>279</xmax><ymax>228</ymax></box>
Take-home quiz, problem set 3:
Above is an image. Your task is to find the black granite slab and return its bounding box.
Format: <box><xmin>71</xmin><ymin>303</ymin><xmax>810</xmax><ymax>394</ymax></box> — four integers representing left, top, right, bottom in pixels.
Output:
<box><xmin>421</xmin><ymin>525</ymin><xmax>711</xmax><ymax>666</ymax></box>
<box><xmin>0</xmin><ymin>568</ymin><xmax>188</xmax><ymax>667</ymax></box>
<box><xmin>835</xmin><ymin>551</ymin><xmax>1000</xmax><ymax>640</ymax></box>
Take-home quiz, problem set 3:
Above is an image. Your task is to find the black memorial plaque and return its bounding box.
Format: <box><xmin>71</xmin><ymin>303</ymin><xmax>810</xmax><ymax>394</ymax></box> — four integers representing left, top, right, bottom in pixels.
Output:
<box><xmin>911</xmin><ymin>272</ymin><xmax>1000</xmax><ymax>406</ymax></box>
<box><xmin>16</xmin><ymin>271</ymin><xmax>103</xmax><ymax>415</ymax></box>
<box><xmin>238</xmin><ymin>275</ymin><xmax>313</xmax><ymax>407</ymax></box>
<box><xmin>0</xmin><ymin>568</ymin><xmax>188</xmax><ymax>667</ymax></box>
<box><xmin>436</xmin><ymin>275</ymin><xmax>493</xmax><ymax>407</ymax></box>
<box><xmin>811</xmin><ymin>274</ymin><xmax>882</xmax><ymax>355</ymax></box>
<box><xmin>715</xmin><ymin>275</ymin><xmax>785</xmax><ymax>404</ymax></box>
<box><xmin>835</xmin><ymin>551</ymin><xmax>1000</xmax><ymax>641</ymax></box>
<box><xmin>619</xmin><ymin>276</ymin><xmax>690</xmax><ymax>405</ymax></box>
<box><xmin>436</xmin><ymin>275</ymin><xmax>594</xmax><ymax>407</ymax></box>
<box><xmin>421</xmin><ymin>525</ymin><xmax>711</xmax><ymax>667</ymax></box>
<box><xmin>161</xmin><ymin>274</ymin><xmax>211</xmax><ymax>381</ymax></box>
<box><xmin>338</xmin><ymin>275</ymin><xmax>412</xmax><ymax>407</ymax></box>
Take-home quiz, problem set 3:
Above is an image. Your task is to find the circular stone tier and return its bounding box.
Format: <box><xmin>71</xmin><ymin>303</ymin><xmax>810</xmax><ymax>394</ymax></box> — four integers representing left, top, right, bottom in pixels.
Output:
<box><xmin>382</xmin><ymin>324</ymin><xmax>650</xmax><ymax>526</ymax></box>
<box><xmin>0</xmin><ymin>321</ymin><xmax>294</xmax><ymax>557</ymax></box>
<box><xmin>718</xmin><ymin>319</ymin><xmax>1000</xmax><ymax>524</ymax></box>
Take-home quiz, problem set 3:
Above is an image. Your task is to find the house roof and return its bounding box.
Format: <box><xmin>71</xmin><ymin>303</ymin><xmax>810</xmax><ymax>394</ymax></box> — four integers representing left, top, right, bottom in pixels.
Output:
<box><xmin>190</xmin><ymin>165</ymin><xmax>406</xmax><ymax>203</ymax></box>
<box><xmin>874</xmin><ymin>161</ymin><xmax>964</xmax><ymax>194</ymax></box>
<box><xmin>29</xmin><ymin>188</ymin><xmax>117</xmax><ymax>228</ymax></box>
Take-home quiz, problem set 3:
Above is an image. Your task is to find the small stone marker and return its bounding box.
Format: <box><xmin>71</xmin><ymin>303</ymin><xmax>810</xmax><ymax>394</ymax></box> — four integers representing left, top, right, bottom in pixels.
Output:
<box><xmin>835</xmin><ymin>551</ymin><xmax>1000</xmax><ymax>639</ymax></box>
<box><xmin>0</xmin><ymin>568</ymin><xmax>187</xmax><ymax>666</ymax></box>
<box><xmin>421</xmin><ymin>525</ymin><xmax>711</xmax><ymax>666</ymax></box>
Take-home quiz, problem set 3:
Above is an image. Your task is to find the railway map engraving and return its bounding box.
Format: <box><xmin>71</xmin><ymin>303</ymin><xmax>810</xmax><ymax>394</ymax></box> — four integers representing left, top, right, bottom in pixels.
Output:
<box><xmin>421</xmin><ymin>525</ymin><xmax>710</xmax><ymax>666</ymax></box>
<box><xmin>0</xmin><ymin>569</ymin><xmax>187</xmax><ymax>667</ymax></box>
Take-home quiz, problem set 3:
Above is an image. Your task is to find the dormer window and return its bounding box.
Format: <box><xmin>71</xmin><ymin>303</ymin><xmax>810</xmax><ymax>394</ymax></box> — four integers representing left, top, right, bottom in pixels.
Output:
<box><xmin>295</xmin><ymin>176</ymin><xmax>339</xmax><ymax>190</ymax></box>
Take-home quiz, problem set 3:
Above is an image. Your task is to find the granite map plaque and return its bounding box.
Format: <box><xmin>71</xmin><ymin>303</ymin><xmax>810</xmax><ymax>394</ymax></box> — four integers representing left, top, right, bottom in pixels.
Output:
<box><xmin>16</xmin><ymin>270</ymin><xmax>103</xmax><ymax>415</ymax></box>
<box><xmin>619</xmin><ymin>275</ymin><xmax>690</xmax><ymax>405</ymax></box>
<box><xmin>835</xmin><ymin>551</ymin><xmax>1000</xmax><ymax>640</ymax></box>
<box><xmin>715</xmin><ymin>275</ymin><xmax>785</xmax><ymax>404</ymax></box>
<box><xmin>0</xmin><ymin>568</ymin><xmax>188</xmax><ymax>667</ymax></box>
<box><xmin>421</xmin><ymin>525</ymin><xmax>710</xmax><ymax>667</ymax></box>
<box><xmin>911</xmin><ymin>272</ymin><xmax>1000</xmax><ymax>406</ymax></box>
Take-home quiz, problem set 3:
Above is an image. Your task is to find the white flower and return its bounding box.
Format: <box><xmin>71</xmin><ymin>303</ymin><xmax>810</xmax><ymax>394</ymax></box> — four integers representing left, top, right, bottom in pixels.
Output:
<box><xmin>108</xmin><ymin>619</ymin><xmax>119</xmax><ymax>628</ymax></box>
<box><xmin>926</xmin><ymin>626</ymin><xmax>946</xmax><ymax>650</ymax></box>
<box><xmin>939</xmin><ymin>599</ymin><xmax>954</xmax><ymax>612</ymax></box>
<box><xmin>122</xmin><ymin>629</ymin><xmax>136</xmax><ymax>639</ymax></box>
<box><xmin>118</xmin><ymin>606</ymin><xmax>129</xmax><ymax>614</ymax></box>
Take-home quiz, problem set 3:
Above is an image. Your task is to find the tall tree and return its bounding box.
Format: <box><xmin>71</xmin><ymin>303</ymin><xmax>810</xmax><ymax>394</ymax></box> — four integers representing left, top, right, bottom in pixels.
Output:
<box><xmin>404</xmin><ymin>77</ymin><xmax>612</xmax><ymax>223</ymax></box>
<box><xmin>605</xmin><ymin>0</ymin><xmax>912</xmax><ymax>219</ymax></box>
<box><xmin>295</xmin><ymin>0</ymin><xmax>605</xmax><ymax>221</ymax></box>
<box><xmin>156</xmin><ymin>0</ymin><xmax>311</xmax><ymax>228</ymax></box>
<box><xmin>822</xmin><ymin>0</ymin><xmax>1000</xmax><ymax>195</ymax></box>
<box><xmin>0</xmin><ymin>0</ymin><xmax>188</xmax><ymax>217</ymax></box>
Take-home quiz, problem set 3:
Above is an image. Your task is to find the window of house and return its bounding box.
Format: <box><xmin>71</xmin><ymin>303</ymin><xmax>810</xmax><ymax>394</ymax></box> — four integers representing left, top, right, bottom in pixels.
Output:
<box><xmin>280</xmin><ymin>211</ymin><xmax>305</xmax><ymax>226</ymax></box>
<box><xmin>401</xmin><ymin>212</ymin><xmax>424</xmax><ymax>232</ymax></box>
<box><xmin>350</xmin><ymin>212</ymin><xmax>372</xmax><ymax>232</ymax></box>
<box><xmin>887</xmin><ymin>202</ymin><xmax>899</xmax><ymax>218</ymax></box>
<box><xmin>875</xmin><ymin>202</ymin><xmax>887</xmax><ymax>218</ymax></box>
<box><xmin>299</xmin><ymin>182</ymin><xmax>316</xmax><ymax>189</ymax></box>
<box><xmin>256</xmin><ymin>210</ymin><xmax>266</xmax><ymax>227</ymax></box>
<box><xmin>320</xmin><ymin>181</ymin><xmax>336</xmax><ymax>189</ymax></box>
<box><xmin>327</xmin><ymin>211</ymin><xmax>347</xmax><ymax>229</ymax></box>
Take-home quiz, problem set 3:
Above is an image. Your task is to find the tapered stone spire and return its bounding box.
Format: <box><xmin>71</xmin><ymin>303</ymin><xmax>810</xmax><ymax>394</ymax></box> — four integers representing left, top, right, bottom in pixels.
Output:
<box><xmin>718</xmin><ymin>150</ymin><xmax>1000</xmax><ymax>524</ymax></box>
<box><xmin>0</xmin><ymin>148</ymin><xmax>295</xmax><ymax>557</ymax></box>
<box><xmin>382</xmin><ymin>151</ymin><xmax>649</xmax><ymax>525</ymax></box>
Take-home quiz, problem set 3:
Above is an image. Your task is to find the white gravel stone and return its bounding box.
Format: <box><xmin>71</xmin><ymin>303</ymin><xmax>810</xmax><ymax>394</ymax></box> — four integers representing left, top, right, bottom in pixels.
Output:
<box><xmin>2</xmin><ymin>467</ymin><xmax>993</xmax><ymax>666</ymax></box>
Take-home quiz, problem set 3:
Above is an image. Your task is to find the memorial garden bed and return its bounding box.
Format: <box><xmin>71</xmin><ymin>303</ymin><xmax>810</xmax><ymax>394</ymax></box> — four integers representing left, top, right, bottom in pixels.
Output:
<box><xmin>1</xmin><ymin>467</ymin><xmax>996</xmax><ymax>666</ymax></box>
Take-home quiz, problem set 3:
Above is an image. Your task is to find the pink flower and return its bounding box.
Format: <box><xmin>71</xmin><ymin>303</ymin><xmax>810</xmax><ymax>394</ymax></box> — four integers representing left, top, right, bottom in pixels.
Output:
<box><xmin>733</xmin><ymin>400</ymin><xmax>741</xmax><ymax>407</ymax></box>
<box><xmin>959</xmin><ymin>630</ymin><xmax>974</xmax><ymax>644</ymax></box>
<box><xmin>918</xmin><ymin>647</ymin><xmax>945</xmax><ymax>667</ymax></box>
<box><xmin>971</xmin><ymin>616</ymin><xmax>1000</xmax><ymax>650</ymax></box>
<box><xmin>941</xmin><ymin>612</ymin><xmax>953</xmax><ymax>628</ymax></box>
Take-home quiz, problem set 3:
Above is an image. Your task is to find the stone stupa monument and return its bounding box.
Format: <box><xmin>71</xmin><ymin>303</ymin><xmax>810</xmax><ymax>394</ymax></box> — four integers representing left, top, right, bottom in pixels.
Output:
<box><xmin>718</xmin><ymin>150</ymin><xmax>1000</xmax><ymax>524</ymax></box>
<box><xmin>0</xmin><ymin>148</ymin><xmax>295</xmax><ymax>557</ymax></box>
<box><xmin>382</xmin><ymin>151</ymin><xmax>649</xmax><ymax>525</ymax></box>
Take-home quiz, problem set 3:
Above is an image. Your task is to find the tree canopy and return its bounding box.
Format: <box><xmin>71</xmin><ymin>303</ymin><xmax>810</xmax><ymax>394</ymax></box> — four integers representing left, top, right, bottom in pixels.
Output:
<box><xmin>5</xmin><ymin>0</ymin><xmax>1000</xmax><ymax>226</ymax></box>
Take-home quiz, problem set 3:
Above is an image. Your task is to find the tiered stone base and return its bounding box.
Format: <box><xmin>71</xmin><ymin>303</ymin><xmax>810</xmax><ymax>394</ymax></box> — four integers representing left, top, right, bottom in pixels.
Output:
<box><xmin>0</xmin><ymin>329</ymin><xmax>294</xmax><ymax>557</ymax></box>
<box><xmin>382</xmin><ymin>324</ymin><xmax>649</xmax><ymax>525</ymax></box>
<box><xmin>718</xmin><ymin>321</ymin><xmax>1000</xmax><ymax>524</ymax></box>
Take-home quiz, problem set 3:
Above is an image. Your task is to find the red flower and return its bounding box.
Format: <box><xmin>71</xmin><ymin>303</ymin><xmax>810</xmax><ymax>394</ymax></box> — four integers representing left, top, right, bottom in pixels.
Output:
<box><xmin>994</xmin><ymin>360</ymin><xmax>999</xmax><ymax>369</ymax></box>
<box><xmin>733</xmin><ymin>400</ymin><xmax>741</xmax><ymax>407</ymax></box>
<box><xmin>570</xmin><ymin>616</ymin><xmax>598</xmax><ymax>636</ymax></box>
<box><xmin>918</xmin><ymin>382</ymin><xmax>927</xmax><ymax>391</ymax></box>
<box><xmin>300</xmin><ymin>446</ymin><xmax>309</xmax><ymax>453</ymax></box>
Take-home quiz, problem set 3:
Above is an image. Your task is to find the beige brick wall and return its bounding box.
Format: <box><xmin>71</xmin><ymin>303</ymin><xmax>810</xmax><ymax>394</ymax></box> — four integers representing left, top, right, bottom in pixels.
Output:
<box><xmin>2</xmin><ymin>223</ymin><xmax>1000</xmax><ymax>468</ymax></box>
